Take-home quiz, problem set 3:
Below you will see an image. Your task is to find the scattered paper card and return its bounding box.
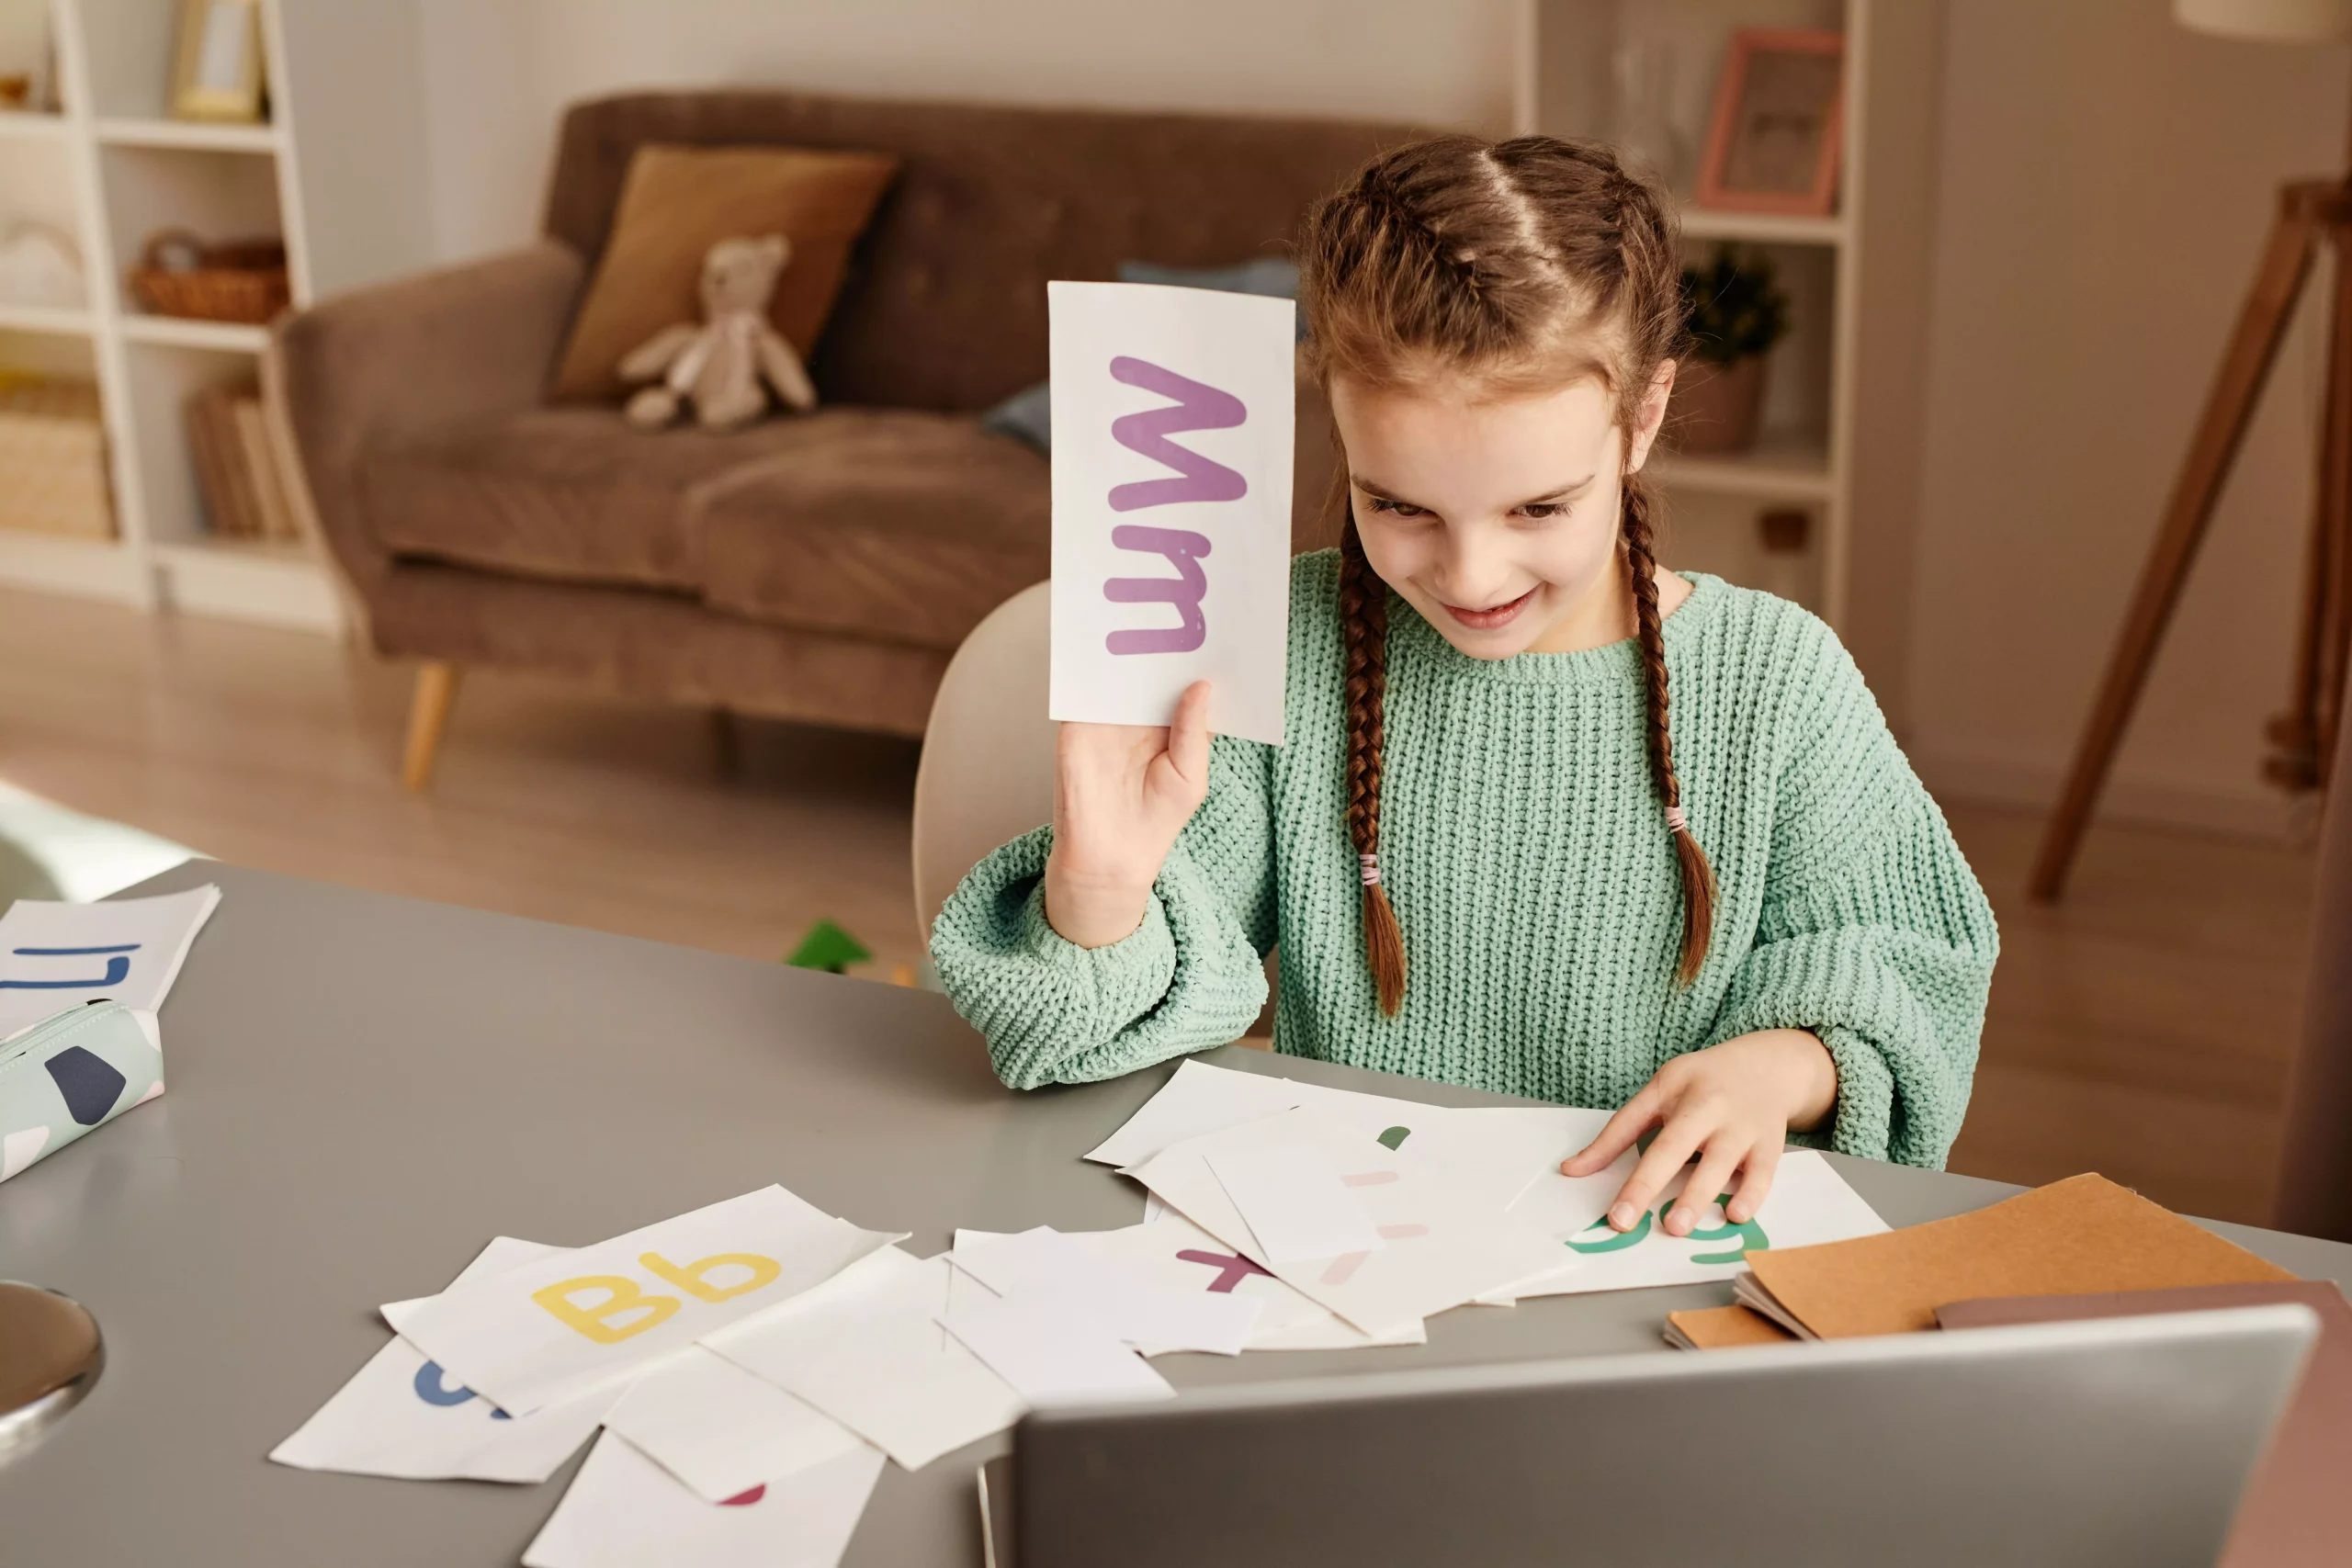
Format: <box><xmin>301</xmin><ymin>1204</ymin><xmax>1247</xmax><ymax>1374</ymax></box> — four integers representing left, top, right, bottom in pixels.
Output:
<box><xmin>1085</xmin><ymin>1059</ymin><xmax>1303</xmax><ymax>1167</ymax></box>
<box><xmin>951</xmin><ymin>1226</ymin><xmax>1261</xmax><ymax>1356</ymax></box>
<box><xmin>522</xmin><ymin>1431</ymin><xmax>884</xmax><ymax>1568</ymax></box>
<box><xmin>1507</xmin><ymin>1150</ymin><xmax>1888</xmax><ymax>1298</ymax></box>
<box><xmin>708</xmin><ymin>1251</ymin><xmax>1025</xmax><ymax>1472</ymax></box>
<box><xmin>1091</xmin><ymin>1060</ymin><xmax>1607</xmax><ymax>1216</ymax></box>
<box><xmin>396</xmin><ymin>1185</ymin><xmax>902</xmax><ymax>1416</ymax></box>
<box><xmin>938</xmin><ymin>1290</ymin><xmax>1174</xmax><ymax>1407</ymax></box>
<box><xmin>1206</xmin><ymin>1144</ymin><xmax>1386</xmax><ymax>1264</ymax></box>
<box><xmin>602</xmin><ymin>1347</ymin><xmax>870</xmax><ymax>1504</ymax></box>
<box><xmin>1126</xmin><ymin>1107</ymin><xmax>1565</xmax><ymax>1338</ymax></box>
<box><xmin>1048</xmin><ymin>280</ymin><xmax>1295</xmax><ymax>744</ymax></box>
<box><xmin>271</xmin><ymin>1236</ymin><xmax>617</xmax><ymax>1483</ymax></box>
<box><xmin>0</xmin><ymin>885</ymin><xmax>220</xmax><ymax>1035</ymax></box>
<box><xmin>1081</xmin><ymin>1213</ymin><xmax>1425</xmax><ymax>1350</ymax></box>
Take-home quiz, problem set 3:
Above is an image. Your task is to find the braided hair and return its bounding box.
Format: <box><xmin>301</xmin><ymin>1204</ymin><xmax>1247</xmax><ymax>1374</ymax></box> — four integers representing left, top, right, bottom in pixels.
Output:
<box><xmin>1301</xmin><ymin>135</ymin><xmax>1714</xmax><ymax>1014</ymax></box>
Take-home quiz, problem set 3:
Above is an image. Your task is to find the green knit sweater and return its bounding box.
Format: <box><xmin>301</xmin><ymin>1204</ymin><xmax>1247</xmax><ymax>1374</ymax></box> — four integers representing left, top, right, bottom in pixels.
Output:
<box><xmin>933</xmin><ymin>551</ymin><xmax>1997</xmax><ymax>1168</ymax></box>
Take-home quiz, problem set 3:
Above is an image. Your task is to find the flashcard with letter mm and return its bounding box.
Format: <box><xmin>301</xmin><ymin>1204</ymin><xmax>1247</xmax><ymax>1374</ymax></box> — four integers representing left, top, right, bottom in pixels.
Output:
<box><xmin>1048</xmin><ymin>281</ymin><xmax>1294</xmax><ymax>744</ymax></box>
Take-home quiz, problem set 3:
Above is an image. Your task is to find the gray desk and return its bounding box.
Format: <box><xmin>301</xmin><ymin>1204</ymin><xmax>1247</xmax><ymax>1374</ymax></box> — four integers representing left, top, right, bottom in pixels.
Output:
<box><xmin>2</xmin><ymin>863</ymin><xmax>2346</xmax><ymax>1564</ymax></box>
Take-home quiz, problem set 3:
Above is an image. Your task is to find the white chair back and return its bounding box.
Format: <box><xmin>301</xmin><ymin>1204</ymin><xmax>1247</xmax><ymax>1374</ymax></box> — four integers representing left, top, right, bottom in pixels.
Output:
<box><xmin>911</xmin><ymin>581</ymin><xmax>1057</xmax><ymax>944</ymax></box>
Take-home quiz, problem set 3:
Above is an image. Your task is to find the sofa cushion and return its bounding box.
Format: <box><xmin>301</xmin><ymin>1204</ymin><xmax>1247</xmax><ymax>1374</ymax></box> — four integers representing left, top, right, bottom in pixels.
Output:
<box><xmin>358</xmin><ymin>407</ymin><xmax>823</xmax><ymax>591</ymax></box>
<box><xmin>692</xmin><ymin>410</ymin><xmax>1047</xmax><ymax>651</ymax></box>
<box><xmin>549</xmin><ymin>142</ymin><xmax>900</xmax><ymax>404</ymax></box>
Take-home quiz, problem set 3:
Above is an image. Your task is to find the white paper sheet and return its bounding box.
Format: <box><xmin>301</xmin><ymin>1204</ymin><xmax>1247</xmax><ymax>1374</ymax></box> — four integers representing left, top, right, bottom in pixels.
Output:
<box><xmin>397</xmin><ymin>1186</ymin><xmax>902</xmax><ymax>1416</ymax></box>
<box><xmin>1048</xmin><ymin>281</ymin><xmax>1295</xmax><ymax>743</ymax></box>
<box><xmin>271</xmin><ymin>1236</ymin><xmax>618</xmax><ymax>1483</ymax></box>
<box><xmin>1090</xmin><ymin>1062</ymin><xmax>1602</xmax><ymax>1216</ymax></box>
<box><xmin>1126</xmin><ymin>1107</ymin><xmax>1566</xmax><ymax>1338</ymax></box>
<box><xmin>1506</xmin><ymin>1150</ymin><xmax>1890</xmax><ymax>1296</ymax></box>
<box><xmin>1206</xmin><ymin>1144</ymin><xmax>1385</xmax><ymax>1263</ymax></box>
<box><xmin>1075</xmin><ymin>1214</ymin><xmax>1424</xmax><ymax>1350</ymax></box>
<box><xmin>707</xmin><ymin>1252</ymin><xmax>1026</xmax><ymax>1472</ymax></box>
<box><xmin>0</xmin><ymin>885</ymin><xmax>220</xmax><ymax>1035</ymax></box>
<box><xmin>1084</xmin><ymin>1059</ymin><xmax>1304</xmax><ymax>1167</ymax></box>
<box><xmin>950</xmin><ymin>1226</ymin><xmax>1261</xmax><ymax>1356</ymax></box>
<box><xmin>522</xmin><ymin>1432</ymin><xmax>884</xmax><ymax>1568</ymax></box>
<box><xmin>938</xmin><ymin>1291</ymin><xmax>1175</xmax><ymax>1407</ymax></box>
<box><xmin>603</xmin><ymin>1347</ymin><xmax>870</xmax><ymax>1504</ymax></box>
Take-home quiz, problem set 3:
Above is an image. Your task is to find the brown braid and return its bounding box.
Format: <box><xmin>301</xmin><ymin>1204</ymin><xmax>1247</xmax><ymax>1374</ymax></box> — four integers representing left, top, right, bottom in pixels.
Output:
<box><xmin>1622</xmin><ymin>478</ymin><xmax>1717</xmax><ymax>982</ymax></box>
<box><xmin>1300</xmin><ymin>134</ymin><xmax>1712</xmax><ymax>1004</ymax></box>
<box><xmin>1338</xmin><ymin>510</ymin><xmax>1405</xmax><ymax>1013</ymax></box>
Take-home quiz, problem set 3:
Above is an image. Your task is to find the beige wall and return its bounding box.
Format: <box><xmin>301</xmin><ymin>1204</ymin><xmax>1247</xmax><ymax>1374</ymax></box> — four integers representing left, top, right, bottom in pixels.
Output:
<box><xmin>1905</xmin><ymin>1</ymin><xmax>2349</xmax><ymax>836</ymax></box>
<box><xmin>414</xmin><ymin>0</ymin><xmax>1519</xmax><ymax>263</ymax></box>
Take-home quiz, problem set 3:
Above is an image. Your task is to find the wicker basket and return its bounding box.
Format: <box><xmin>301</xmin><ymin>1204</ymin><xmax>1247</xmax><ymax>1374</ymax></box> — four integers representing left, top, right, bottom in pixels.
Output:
<box><xmin>128</xmin><ymin>230</ymin><xmax>289</xmax><ymax>325</ymax></box>
<box><xmin>0</xmin><ymin>376</ymin><xmax>114</xmax><ymax>540</ymax></box>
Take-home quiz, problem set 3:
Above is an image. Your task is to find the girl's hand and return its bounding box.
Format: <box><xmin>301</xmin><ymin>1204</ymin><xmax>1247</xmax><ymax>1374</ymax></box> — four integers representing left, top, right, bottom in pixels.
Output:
<box><xmin>1560</xmin><ymin>1029</ymin><xmax>1838</xmax><ymax>1235</ymax></box>
<box><xmin>1043</xmin><ymin>681</ymin><xmax>1213</xmax><ymax>949</ymax></box>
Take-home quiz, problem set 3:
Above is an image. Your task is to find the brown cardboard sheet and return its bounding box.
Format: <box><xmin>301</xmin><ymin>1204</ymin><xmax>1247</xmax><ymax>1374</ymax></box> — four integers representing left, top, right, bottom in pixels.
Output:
<box><xmin>1938</xmin><ymin>1282</ymin><xmax>2351</xmax><ymax>1568</ymax></box>
<box><xmin>1743</xmin><ymin>1173</ymin><xmax>2294</xmax><ymax>1338</ymax></box>
<box><xmin>1664</xmin><ymin>1303</ymin><xmax>1795</xmax><ymax>1350</ymax></box>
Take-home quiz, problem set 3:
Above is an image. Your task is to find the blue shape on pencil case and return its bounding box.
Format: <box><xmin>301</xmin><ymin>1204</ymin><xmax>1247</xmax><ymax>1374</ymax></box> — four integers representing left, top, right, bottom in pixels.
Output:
<box><xmin>414</xmin><ymin>1361</ymin><xmax>511</xmax><ymax>1418</ymax></box>
<box><xmin>1</xmin><ymin>942</ymin><xmax>140</xmax><ymax>989</ymax></box>
<box><xmin>44</xmin><ymin>1045</ymin><xmax>127</xmax><ymax>1126</ymax></box>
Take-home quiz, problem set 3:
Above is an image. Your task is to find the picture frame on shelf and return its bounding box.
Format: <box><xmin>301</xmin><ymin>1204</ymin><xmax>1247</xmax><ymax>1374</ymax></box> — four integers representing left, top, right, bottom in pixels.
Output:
<box><xmin>1696</xmin><ymin>28</ymin><xmax>1845</xmax><ymax>217</ymax></box>
<box><xmin>169</xmin><ymin>0</ymin><xmax>267</xmax><ymax>125</ymax></box>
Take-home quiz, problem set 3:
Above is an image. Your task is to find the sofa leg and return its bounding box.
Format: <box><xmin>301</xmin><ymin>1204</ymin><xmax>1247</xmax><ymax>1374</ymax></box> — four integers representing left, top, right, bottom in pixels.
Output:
<box><xmin>401</xmin><ymin>662</ymin><xmax>462</xmax><ymax>793</ymax></box>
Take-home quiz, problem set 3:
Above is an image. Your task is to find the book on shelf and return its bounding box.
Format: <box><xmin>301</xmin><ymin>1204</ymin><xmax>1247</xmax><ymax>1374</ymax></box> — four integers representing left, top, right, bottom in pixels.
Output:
<box><xmin>187</xmin><ymin>381</ymin><xmax>303</xmax><ymax>545</ymax></box>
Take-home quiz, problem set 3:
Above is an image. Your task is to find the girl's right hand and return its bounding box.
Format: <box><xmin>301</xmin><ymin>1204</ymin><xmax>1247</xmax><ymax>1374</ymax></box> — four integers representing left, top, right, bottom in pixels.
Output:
<box><xmin>1043</xmin><ymin>680</ymin><xmax>1213</xmax><ymax>949</ymax></box>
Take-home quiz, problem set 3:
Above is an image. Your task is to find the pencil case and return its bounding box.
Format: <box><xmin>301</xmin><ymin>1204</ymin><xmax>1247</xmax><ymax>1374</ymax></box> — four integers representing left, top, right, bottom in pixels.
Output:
<box><xmin>0</xmin><ymin>999</ymin><xmax>164</xmax><ymax>1184</ymax></box>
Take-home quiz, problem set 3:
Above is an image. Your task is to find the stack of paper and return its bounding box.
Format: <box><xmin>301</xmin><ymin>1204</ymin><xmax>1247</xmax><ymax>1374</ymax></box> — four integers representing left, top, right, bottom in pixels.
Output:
<box><xmin>1124</xmin><ymin>1104</ymin><xmax>1571</xmax><ymax>1339</ymax></box>
<box><xmin>1095</xmin><ymin>1063</ymin><xmax>1894</xmax><ymax>1339</ymax></box>
<box><xmin>1730</xmin><ymin>1172</ymin><xmax>2295</xmax><ymax>1340</ymax></box>
<box><xmin>274</xmin><ymin>1184</ymin><xmax>950</xmax><ymax>1568</ymax></box>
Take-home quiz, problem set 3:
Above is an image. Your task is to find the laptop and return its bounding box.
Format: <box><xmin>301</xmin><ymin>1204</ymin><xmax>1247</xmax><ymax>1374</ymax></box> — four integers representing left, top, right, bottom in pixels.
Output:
<box><xmin>979</xmin><ymin>1304</ymin><xmax>2315</xmax><ymax>1568</ymax></box>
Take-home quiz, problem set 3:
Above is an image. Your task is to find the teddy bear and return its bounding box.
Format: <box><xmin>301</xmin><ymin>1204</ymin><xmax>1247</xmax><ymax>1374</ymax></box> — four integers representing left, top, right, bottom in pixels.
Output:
<box><xmin>618</xmin><ymin>234</ymin><xmax>815</xmax><ymax>431</ymax></box>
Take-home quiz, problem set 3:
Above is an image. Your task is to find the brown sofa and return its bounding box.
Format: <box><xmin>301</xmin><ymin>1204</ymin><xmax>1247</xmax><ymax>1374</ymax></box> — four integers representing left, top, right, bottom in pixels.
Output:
<box><xmin>269</xmin><ymin>90</ymin><xmax>1419</xmax><ymax>788</ymax></box>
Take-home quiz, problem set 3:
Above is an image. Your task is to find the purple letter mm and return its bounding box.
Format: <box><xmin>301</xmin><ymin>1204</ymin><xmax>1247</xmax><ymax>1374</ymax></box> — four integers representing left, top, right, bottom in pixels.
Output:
<box><xmin>1102</xmin><ymin>356</ymin><xmax>1245</xmax><ymax>655</ymax></box>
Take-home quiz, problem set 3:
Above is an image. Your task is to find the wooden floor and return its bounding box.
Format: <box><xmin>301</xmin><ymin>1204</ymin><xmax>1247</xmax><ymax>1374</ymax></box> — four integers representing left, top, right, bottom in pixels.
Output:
<box><xmin>0</xmin><ymin>586</ymin><xmax>2318</xmax><ymax>1226</ymax></box>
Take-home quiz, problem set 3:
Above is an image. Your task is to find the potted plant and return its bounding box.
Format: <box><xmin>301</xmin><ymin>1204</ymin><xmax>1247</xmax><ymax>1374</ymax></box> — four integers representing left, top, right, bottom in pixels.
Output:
<box><xmin>1673</xmin><ymin>244</ymin><xmax>1790</xmax><ymax>455</ymax></box>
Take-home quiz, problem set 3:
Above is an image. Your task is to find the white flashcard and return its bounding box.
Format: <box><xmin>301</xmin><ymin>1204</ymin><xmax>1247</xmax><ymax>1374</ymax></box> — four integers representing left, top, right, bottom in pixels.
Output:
<box><xmin>0</xmin><ymin>885</ymin><xmax>220</xmax><ymax>1035</ymax></box>
<box><xmin>950</xmin><ymin>1226</ymin><xmax>1261</xmax><ymax>1357</ymax></box>
<box><xmin>522</xmin><ymin>1431</ymin><xmax>885</xmax><ymax>1568</ymax></box>
<box><xmin>603</xmin><ymin>1347</ymin><xmax>870</xmax><ymax>1504</ymax></box>
<box><xmin>1506</xmin><ymin>1150</ymin><xmax>1890</xmax><ymax>1297</ymax></box>
<box><xmin>708</xmin><ymin>1252</ymin><xmax>1026</xmax><ymax>1472</ymax></box>
<box><xmin>1048</xmin><ymin>280</ymin><xmax>1295</xmax><ymax>744</ymax></box>
<box><xmin>1074</xmin><ymin>1214</ymin><xmax>1424</xmax><ymax>1351</ymax></box>
<box><xmin>937</xmin><ymin>1291</ymin><xmax>1175</xmax><ymax>1407</ymax></box>
<box><xmin>1206</xmin><ymin>1144</ymin><xmax>1386</xmax><ymax>1264</ymax></box>
<box><xmin>1084</xmin><ymin>1059</ymin><xmax>1304</xmax><ymax>1168</ymax></box>
<box><xmin>397</xmin><ymin>1185</ymin><xmax>903</xmax><ymax>1416</ymax></box>
<box><xmin>271</xmin><ymin>1236</ymin><xmax>620</xmax><ymax>1483</ymax></box>
<box><xmin>1126</xmin><ymin>1108</ymin><xmax>1566</xmax><ymax>1339</ymax></box>
<box><xmin>1090</xmin><ymin>1061</ymin><xmax>1600</xmax><ymax>1217</ymax></box>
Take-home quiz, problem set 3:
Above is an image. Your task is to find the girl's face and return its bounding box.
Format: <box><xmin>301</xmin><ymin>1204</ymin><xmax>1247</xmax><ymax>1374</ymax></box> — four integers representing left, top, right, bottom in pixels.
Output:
<box><xmin>1329</xmin><ymin>364</ymin><xmax>1674</xmax><ymax>659</ymax></box>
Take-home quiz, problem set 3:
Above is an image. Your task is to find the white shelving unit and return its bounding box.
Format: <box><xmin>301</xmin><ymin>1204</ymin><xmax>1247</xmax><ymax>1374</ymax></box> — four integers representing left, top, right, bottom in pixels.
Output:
<box><xmin>0</xmin><ymin>0</ymin><xmax>431</xmax><ymax>633</ymax></box>
<box><xmin>1519</xmin><ymin>0</ymin><xmax>1937</xmax><ymax>635</ymax></box>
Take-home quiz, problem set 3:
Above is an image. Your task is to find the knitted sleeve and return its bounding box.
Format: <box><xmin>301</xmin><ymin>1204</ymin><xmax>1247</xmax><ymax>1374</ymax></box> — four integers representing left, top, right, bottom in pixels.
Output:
<box><xmin>1703</xmin><ymin>617</ymin><xmax>1999</xmax><ymax>1168</ymax></box>
<box><xmin>930</xmin><ymin>733</ymin><xmax>1278</xmax><ymax>1090</ymax></box>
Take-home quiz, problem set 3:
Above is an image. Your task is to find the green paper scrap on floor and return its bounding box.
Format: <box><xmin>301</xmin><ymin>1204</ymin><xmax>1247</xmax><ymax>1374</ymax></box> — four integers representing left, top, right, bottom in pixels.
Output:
<box><xmin>785</xmin><ymin>919</ymin><xmax>872</xmax><ymax>975</ymax></box>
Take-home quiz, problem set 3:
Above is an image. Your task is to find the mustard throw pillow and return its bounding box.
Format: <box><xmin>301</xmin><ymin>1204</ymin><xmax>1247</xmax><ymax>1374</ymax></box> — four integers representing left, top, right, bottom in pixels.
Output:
<box><xmin>549</xmin><ymin>143</ymin><xmax>900</xmax><ymax>403</ymax></box>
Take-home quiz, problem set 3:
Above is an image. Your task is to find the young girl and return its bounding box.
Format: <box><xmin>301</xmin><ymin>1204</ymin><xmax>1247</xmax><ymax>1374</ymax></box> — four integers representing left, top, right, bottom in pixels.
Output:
<box><xmin>933</xmin><ymin>135</ymin><xmax>1996</xmax><ymax>1237</ymax></box>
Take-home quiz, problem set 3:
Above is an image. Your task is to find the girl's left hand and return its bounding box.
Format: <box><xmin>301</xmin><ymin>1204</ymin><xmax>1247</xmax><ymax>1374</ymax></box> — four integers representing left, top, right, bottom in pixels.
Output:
<box><xmin>1558</xmin><ymin>1029</ymin><xmax>1838</xmax><ymax>1236</ymax></box>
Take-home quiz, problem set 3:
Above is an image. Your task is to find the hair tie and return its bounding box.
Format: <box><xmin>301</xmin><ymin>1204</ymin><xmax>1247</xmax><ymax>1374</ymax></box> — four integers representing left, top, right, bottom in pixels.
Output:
<box><xmin>1360</xmin><ymin>852</ymin><xmax>1382</xmax><ymax>887</ymax></box>
<box><xmin>1664</xmin><ymin>805</ymin><xmax>1688</xmax><ymax>834</ymax></box>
